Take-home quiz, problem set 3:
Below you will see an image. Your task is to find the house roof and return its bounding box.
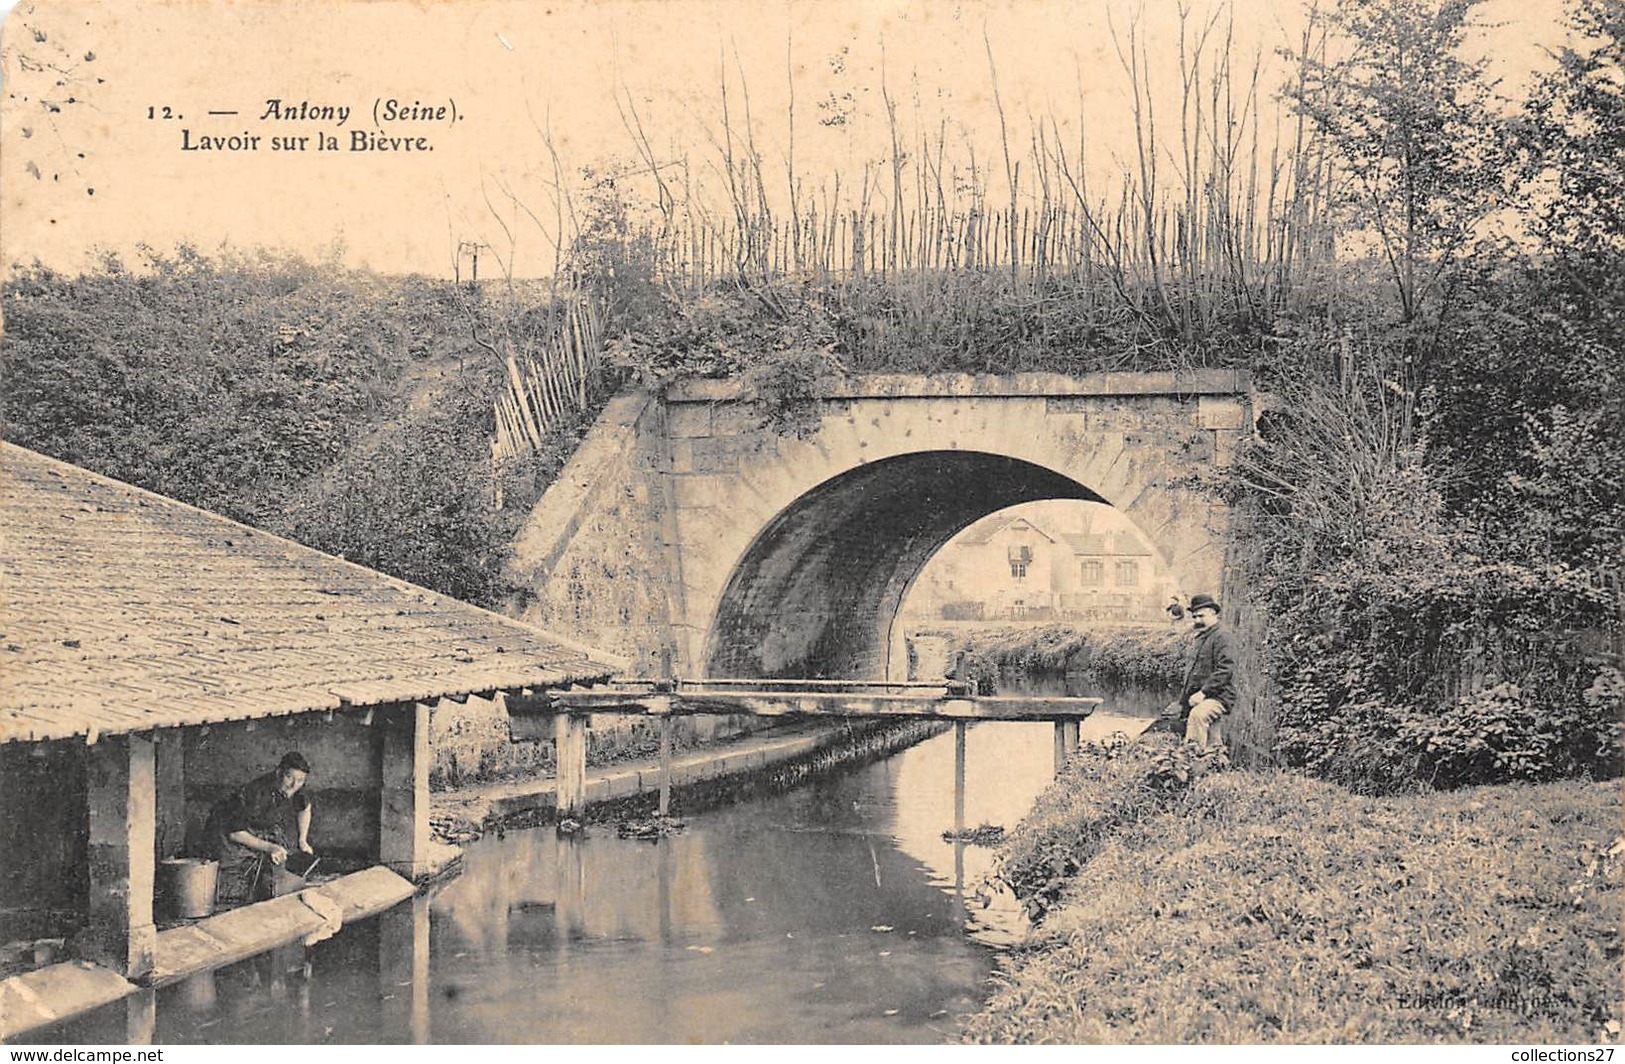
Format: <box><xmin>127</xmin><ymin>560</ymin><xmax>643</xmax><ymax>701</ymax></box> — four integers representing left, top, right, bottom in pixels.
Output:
<box><xmin>956</xmin><ymin>515</ymin><xmax>1057</xmax><ymax>546</ymax></box>
<box><xmin>1059</xmin><ymin>532</ymin><xmax>1109</xmax><ymax>555</ymax></box>
<box><xmin>0</xmin><ymin>443</ymin><xmax>625</xmax><ymax>744</ymax></box>
<box><xmin>1060</xmin><ymin>531</ymin><xmax>1153</xmax><ymax>557</ymax></box>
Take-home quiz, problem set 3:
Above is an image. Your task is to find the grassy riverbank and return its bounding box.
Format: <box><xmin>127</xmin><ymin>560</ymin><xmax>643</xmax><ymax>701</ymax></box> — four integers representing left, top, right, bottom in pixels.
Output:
<box><xmin>964</xmin><ymin>736</ymin><xmax>1623</xmax><ymax>1044</ymax></box>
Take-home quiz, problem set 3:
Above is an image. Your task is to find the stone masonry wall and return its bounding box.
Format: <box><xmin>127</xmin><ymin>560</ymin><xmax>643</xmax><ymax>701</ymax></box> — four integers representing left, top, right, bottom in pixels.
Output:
<box><xmin>502</xmin><ymin>372</ymin><xmax>1262</xmax><ymax>758</ymax></box>
<box><xmin>502</xmin><ymin>393</ymin><xmax>746</xmax><ymax>745</ymax></box>
<box><xmin>660</xmin><ymin>372</ymin><xmax>1251</xmax><ymax>678</ymax></box>
<box><xmin>506</xmin><ymin>392</ymin><xmax>678</xmax><ymax>676</ymax></box>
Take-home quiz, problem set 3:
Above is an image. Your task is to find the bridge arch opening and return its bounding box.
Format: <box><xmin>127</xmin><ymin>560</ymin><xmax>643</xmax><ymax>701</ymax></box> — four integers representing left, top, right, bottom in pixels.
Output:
<box><xmin>702</xmin><ymin>450</ymin><xmax>1111</xmax><ymax>680</ymax></box>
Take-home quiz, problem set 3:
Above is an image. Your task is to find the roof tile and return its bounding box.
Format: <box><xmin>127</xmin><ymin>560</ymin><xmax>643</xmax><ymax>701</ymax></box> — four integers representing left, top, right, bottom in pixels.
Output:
<box><xmin>0</xmin><ymin>443</ymin><xmax>624</xmax><ymax>743</ymax></box>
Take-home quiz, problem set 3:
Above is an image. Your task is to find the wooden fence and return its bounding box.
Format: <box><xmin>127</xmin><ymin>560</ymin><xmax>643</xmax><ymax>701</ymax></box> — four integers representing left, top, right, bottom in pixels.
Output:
<box><xmin>490</xmin><ymin>294</ymin><xmax>604</xmax><ymax>465</ymax></box>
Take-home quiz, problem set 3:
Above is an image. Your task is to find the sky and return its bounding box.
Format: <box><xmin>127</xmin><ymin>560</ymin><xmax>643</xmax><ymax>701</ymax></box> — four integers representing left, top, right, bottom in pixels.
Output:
<box><xmin>0</xmin><ymin>0</ymin><xmax>1571</xmax><ymax>280</ymax></box>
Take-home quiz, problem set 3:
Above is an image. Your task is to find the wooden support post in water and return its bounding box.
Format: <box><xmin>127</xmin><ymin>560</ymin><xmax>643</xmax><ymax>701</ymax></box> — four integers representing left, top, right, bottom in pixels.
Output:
<box><xmin>658</xmin><ymin>644</ymin><xmax>675</xmax><ymax>817</ymax></box>
<box><xmin>555</xmin><ymin>713</ymin><xmax>589</xmax><ymax>819</ymax></box>
<box><xmin>555</xmin><ymin>832</ymin><xmax>587</xmax><ymax>942</ymax></box>
<box><xmin>1054</xmin><ymin>721</ymin><xmax>1068</xmax><ymax>774</ymax></box>
<box><xmin>1063</xmin><ymin>719</ymin><xmax>1080</xmax><ymax>755</ymax></box>
<box><xmin>82</xmin><ymin>732</ymin><xmax>157</xmax><ymax>979</ymax></box>
<box><xmin>378</xmin><ymin>702</ymin><xmax>430</xmax><ymax>879</ymax></box>
<box><xmin>657</xmin><ymin>716</ymin><xmax>673</xmax><ymax>817</ymax></box>
<box><xmin>953</xmin><ymin>721</ymin><xmax>967</xmax><ymax>838</ymax></box>
<box><xmin>953</xmin><ymin>720</ymin><xmax>968</xmax><ymax>924</ymax></box>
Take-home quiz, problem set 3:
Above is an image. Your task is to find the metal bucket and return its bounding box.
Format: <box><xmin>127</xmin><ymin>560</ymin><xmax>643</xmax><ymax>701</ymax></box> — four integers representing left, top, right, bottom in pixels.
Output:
<box><xmin>158</xmin><ymin>857</ymin><xmax>218</xmax><ymax>920</ymax></box>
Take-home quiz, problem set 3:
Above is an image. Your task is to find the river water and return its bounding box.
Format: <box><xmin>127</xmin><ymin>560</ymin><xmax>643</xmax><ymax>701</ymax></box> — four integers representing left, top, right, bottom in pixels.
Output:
<box><xmin>33</xmin><ymin>721</ymin><xmax>1085</xmax><ymax>1045</ymax></box>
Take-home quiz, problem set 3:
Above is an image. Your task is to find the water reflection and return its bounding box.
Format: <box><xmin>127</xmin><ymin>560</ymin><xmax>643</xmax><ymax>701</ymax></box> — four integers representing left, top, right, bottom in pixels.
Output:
<box><xmin>27</xmin><ymin>713</ymin><xmax>1113</xmax><ymax>1045</ymax></box>
<box><xmin>891</xmin><ymin>723</ymin><xmax>1057</xmax><ymax>941</ymax></box>
<box><xmin>422</xmin><ymin>737</ymin><xmax>1004</xmax><ymax>1044</ymax></box>
<box><xmin>377</xmin><ymin>895</ymin><xmax>430</xmax><ymax>1044</ymax></box>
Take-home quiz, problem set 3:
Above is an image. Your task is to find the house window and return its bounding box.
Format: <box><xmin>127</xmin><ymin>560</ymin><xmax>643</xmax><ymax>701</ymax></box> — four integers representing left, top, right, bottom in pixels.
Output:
<box><xmin>1081</xmin><ymin>560</ymin><xmax>1104</xmax><ymax>586</ymax></box>
<box><xmin>1010</xmin><ymin>560</ymin><xmax>1028</xmax><ymax>579</ymax></box>
<box><xmin>1116</xmin><ymin>560</ymin><xmax>1140</xmax><ymax>586</ymax></box>
<box><xmin>1008</xmin><ymin>544</ymin><xmax>1032</xmax><ymax>580</ymax></box>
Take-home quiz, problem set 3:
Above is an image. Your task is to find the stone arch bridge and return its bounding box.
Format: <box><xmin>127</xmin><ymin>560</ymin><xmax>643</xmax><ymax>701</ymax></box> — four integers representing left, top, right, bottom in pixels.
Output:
<box><xmin>509</xmin><ymin>371</ymin><xmax>1253</xmax><ymax>684</ymax></box>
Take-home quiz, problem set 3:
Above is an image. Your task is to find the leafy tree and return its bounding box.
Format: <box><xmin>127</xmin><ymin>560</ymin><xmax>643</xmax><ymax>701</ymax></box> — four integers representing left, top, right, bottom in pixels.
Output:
<box><xmin>1523</xmin><ymin>0</ymin><xmax>1625</xmax><ymax>284</ymax></box>
<box><xmin>1285</xmin><ymin>0</ymin><xmax>1513</xmax><ymax>446</ymax></box>
<box><xmin>1288</xmin><ymin>0</ymin><xmax>1510</xmax><ymax>324</ymax></box>
<box><xmin>1238</xmin><ymin>0</ymin><xmax>1623</xmax><ymax>790</ymax></box>
<box><xmin>1432</xmin><ymin>0</ymin><xmax>1624</xmax><ymax>608</ymax></box>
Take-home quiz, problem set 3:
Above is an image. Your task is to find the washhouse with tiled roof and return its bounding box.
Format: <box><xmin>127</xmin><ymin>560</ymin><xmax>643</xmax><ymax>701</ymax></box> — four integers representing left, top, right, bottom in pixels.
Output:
<box><xmin>0</xmin><ymin>442</ymin><xmax>622</xmax><ymax>998</ymax></box>
<box><xmin>0</xmin><ymin>442</ymin><xmax>621</xmax><ymax>742</ymax></box>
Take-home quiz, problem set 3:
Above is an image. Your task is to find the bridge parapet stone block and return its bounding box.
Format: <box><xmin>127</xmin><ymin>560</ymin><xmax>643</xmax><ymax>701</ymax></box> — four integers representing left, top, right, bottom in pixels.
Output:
<box><xmin>1199</xmin><ymin>396</ymin><xmax>1251</xmax><ymax>430</ymax></box>
<box><xmin>667</xmin><ymin>378</ymin><xmax>743</xmax><ymax>402</ymax></box>
<box><xmin>1212</xmin><ymin>428</ymin><xmax>1248</xmax><ymax>465</ymax></box>
<box><xmin>1046</xmin><ymin>395</ymin><xmax>1194</xmax><ymax>428</ymax></box>
<box><xmin>666</xmin><ymin>405</ymin><xmax>714</xmax><ymax>439</ymax></box>
<box><xmin>1101</xmin><ymin>371</ymin><xmax>1179</xmax><ymax>395</ymax></box>
<box><xmin>709</xmin><ymin>403</ymin><xmax>767</xmax><ymax>437</ymax></box>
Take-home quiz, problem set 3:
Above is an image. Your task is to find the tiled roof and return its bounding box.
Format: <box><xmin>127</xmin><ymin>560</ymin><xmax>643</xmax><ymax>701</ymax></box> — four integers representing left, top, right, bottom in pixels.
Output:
<box><xmin>957</xmin><ymin>516</ymin><xmax>1057</xmax><ymax>546</ymax></box>
<box><xmin>1059</xmin><ymin>532</ymin><xmax>1109</xmax><ymax>555</ymax></box>
<box><xmin>0</xmin><ymin>443</ymin><xmax>625</xmax><ymax>744</ymax></box>
<box><xmin>1059</xmin><ymin>531</ymin><xmax>1152</xmax><ymax>557</ymax></box>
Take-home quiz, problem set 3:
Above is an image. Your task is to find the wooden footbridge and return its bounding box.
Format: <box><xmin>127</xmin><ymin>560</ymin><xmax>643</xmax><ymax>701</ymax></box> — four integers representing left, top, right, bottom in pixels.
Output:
<box><xmin>508</xmin><ymin>677</ymin><xmax>1102</xmax><ymax>826</ymax></box>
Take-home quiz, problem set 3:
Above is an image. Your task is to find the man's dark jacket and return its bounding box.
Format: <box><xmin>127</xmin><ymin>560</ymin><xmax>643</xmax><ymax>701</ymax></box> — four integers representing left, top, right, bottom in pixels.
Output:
<box><xmin>1180</xmin><ymin>623</ymin><xmax>1237</xmax><ymax>710</ymax></box>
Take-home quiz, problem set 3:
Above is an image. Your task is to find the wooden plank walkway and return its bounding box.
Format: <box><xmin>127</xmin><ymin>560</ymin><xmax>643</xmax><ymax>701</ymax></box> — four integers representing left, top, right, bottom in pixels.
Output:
<box><xmin>547</xmin><ymin>686</ymin><xmax>1103</xmax><ymax>721</ymax></box>
<box><xmin>510</xmin><ymin>677</ymin><xmax>1108</xmax><ymax>817</ymax></box>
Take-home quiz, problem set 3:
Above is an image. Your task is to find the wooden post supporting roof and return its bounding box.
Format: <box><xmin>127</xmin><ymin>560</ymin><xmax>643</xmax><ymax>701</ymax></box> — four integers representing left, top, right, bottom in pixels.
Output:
<box><xmin>82</xmin><ymin>733</ymin><xmax>157</xmax><ymax>980</ymax></box>
<box><xmin>378</xmin><ymin>703</ymin><xmax>430</xmax><ymax>880</ymax></box>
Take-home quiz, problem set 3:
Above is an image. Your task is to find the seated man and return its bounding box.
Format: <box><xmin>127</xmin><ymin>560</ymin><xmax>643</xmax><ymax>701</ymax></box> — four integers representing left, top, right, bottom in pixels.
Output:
<box><xmin>1178</xmin><ymin>593</ymin><xmax>1235</xmax><ymax>748</ymax></box>
<box><xmin>205</xmin><ymin>751</ymin><xmax>314</xmax><ymax>906</ymax></box>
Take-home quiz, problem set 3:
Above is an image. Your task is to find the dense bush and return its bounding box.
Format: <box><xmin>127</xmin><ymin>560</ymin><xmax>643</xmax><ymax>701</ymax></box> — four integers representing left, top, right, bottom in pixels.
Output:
<box><xmin>0</xmin><ymin>246</ymin><xmax>582</xmax><ymax>607</ymax></box>
<box><xmin>921</xmin><ymin>624</ymin><xmax>1188</xmax><ymax>692</ymax></box>
<box><xmin>1221</xmin><ymin>0</ymin><xmax>1623</xmax><ymax>792</ymax></box>
<box><xmin>1235</xmin><ymin>395</ymin><xmax>1621</xmax><ymax>792</ymax></box>
<box><xmin>4</xmin><ymin>248</ymin><xmax>438</xmax><ymax>522</ymax></box>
